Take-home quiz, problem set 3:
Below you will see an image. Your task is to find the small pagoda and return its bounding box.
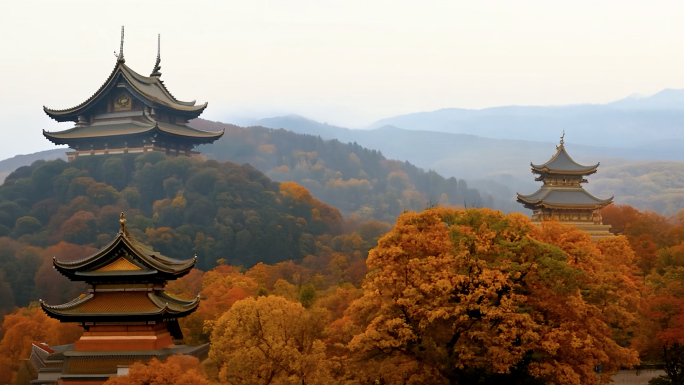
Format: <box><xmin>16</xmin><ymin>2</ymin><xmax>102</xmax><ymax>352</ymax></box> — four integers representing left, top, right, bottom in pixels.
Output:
<box><xmin>37</xmin><ymin>213</ymin><xmax>206</xmax><ymax>384</ymax></box>
<box><xmin>516</xmin><ymin>132</ymin><xmax>614</xmax><ymax>238</ymax></box>
<box><xmin>43</xmin><ymin>27</ymin><xmax>223</xmax><ymax>161</ymax></box>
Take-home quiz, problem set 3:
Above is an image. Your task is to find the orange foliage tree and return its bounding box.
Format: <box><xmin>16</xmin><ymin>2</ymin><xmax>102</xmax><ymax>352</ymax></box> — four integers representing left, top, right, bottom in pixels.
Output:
<box><xmin>346</xmin><ymin>207</ymin><xmax>639</xmax><ymax>385</ymax></box>
<box><xmin>102</xmin><ymin>355</ymin><xmax>208</xmax><ymax>385</ymax></box>
<box><xmin>636</xmin><ymin>265</ymin><xmax>684</xmax><ymax>384</ymax></box>
<box><xmin>0</xmin><ymin>306</ymin><xmax>82</xmax><ymax>384</ymax></box>
<box><xmin>280</xmin><ymin>181</ymin><xmax>343</xmax><ymax>234</ymax></box>
<box><xmin>177</xmin><ymin>265</ymin><xmax>257</xmax><ymax>345</ymax></box>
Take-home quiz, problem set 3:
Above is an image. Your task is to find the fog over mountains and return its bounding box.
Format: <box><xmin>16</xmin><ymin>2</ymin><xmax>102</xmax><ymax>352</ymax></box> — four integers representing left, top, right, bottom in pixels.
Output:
<box><xmin>227</xmin><ymin>89</ymin><xmax>684</xmax><ymax>213</ymax></box>
<box><xmin>369</xmin><ymin>88</ymin><xmax>684</xmax><ymax>148</ymax></box>
<box><xmin>5</xmin><ymin>88</ymin><xmax>684</xmax><ymax>214</ymax></box>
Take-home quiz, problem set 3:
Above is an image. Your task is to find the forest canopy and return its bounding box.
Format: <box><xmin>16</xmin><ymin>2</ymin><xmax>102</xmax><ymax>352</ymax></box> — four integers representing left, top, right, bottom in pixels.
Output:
<box><xmin>193</xmin><ymin>120</ymin><xmax>486</xmax><ymax>221</ymax></box>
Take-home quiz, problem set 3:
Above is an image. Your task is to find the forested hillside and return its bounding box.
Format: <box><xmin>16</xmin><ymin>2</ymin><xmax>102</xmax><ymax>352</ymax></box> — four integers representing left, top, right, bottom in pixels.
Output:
<box><xmin>591</xmin><ymin>161</ymin><xmax>684</xmax><ymax>215</ymax></box>
<box><xmin>3</xmin><ymin>206</ymin><xmax>665</xmax><ymax>384</ymax></box>
<box><xmin>191</xmin><ymin>119</ymin><xmax>486</xmax><ymax>221</ymax></box>
<box><xmin>0</xmin><ymin>153</ymin><xmax>385</xmax><ymax>309</ymax></box>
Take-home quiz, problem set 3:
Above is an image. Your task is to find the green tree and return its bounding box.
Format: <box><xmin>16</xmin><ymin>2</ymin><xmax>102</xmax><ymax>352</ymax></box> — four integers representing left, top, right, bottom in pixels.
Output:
<box><xmin>13</xmin><ymin>216</ymin><xmax>42</xmax><ymax>237</ymax></box>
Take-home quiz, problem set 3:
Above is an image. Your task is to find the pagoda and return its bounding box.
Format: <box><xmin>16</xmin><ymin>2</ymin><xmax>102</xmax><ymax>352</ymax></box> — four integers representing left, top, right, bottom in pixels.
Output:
<box><xmin>36</xmin><ymin>213</ymin><xmax>206</xmax><ymax>384</ymax></box>
<box><xmin>43</xmin><ymin>27</ymin><xmax>223</xmax><ymax>161</ymax></box>
<box><xmin>516</xmin><ymin>132</ymin><xmax>614</xmax><ymax>238</ymax></box>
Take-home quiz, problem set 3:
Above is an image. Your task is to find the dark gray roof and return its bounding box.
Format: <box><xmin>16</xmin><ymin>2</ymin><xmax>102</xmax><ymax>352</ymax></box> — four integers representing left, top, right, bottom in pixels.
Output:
<box><xmin>51</xmin><ymin>222</ymin><xmax>197</xmax><ymax>283</ymax></box>
<box><xmin>531</xmin><ymin>145</ymin><xmax>599</xmax><ymax>174</ymax></box>
<box><xmin>44</xmin><ymin>62</ymin><xmax>207</xmax><ymax>122</ymax></box>
<box><xmin>517</xmin><ymin>187</ymin><xmax>613</xmax><ymax>209</ymax></box>
<box><xmin>43</xmin><ymin>121</ymin><xmax>222</xmax><ymax>143</ymax></box>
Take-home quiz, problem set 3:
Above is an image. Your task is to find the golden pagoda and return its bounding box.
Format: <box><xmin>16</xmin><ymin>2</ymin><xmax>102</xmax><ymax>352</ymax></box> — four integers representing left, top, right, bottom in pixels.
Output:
<box><xmin>34</xmin><ymin>213</ymin><xmax>206</xmax><ymax>384</ymax></box>
<box><xmin>43</xmin><ymin>27</ymin><xmax>223</xmax><ymax>161</ymax></box>
<box><xmin>516</xmin><ymin>132</ymin><xmax>613</xmax><ymax>238</ymax></box>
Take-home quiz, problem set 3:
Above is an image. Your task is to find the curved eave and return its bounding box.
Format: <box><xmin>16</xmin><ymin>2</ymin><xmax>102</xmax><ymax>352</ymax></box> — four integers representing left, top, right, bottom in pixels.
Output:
<box><xmin>43</xmin><ymin>62</ymin><xmax>121</xmax><ymax>122</ymax></box>
<box><xmin>40</xmin><ymin>293</ymin><xmax>200</xmax><ymax>321</ymax></box>
<box><xmin>42</xmin><ymin>123</ymin><xmax>156</xmax><ymax>145</ymax></box>
<box><xmin>530</xmin><ymin>145</ymin><xmax>600</xmax><ymax>174</ymax></box>
<box><xmin>516</xmin><ymin>189</ymin><xmax>613</xmax><ymax>208</ymax></box>
<box><xmin>534</xmin><ymin>201</ymin><xmax>613</xmax><ymax>210</ymax></box>
<box><xmin>531</xmin><ymin>167</ymin><xmax>598</xmax><ymax>176</ymax></box>
<box><xmin>44</xmin><ymin>62</ymin><xmax>207</xmax><ymax>122</ymax></box>
<box><xmin>53</xmin><ymin>230</ymin><xmax>196</xmax><ymax>278</ymax></box>
<box><xmin>74</xmin><ymin>270</ymin><xmax>158</xmax><ymax>277</ymax></box>
<box><xmin>516</xmin><ymin>189</ymin><xmax>550</xmax><ymax>202</ymax></box>
<box><xmin>156</xmin><ymin>122</ymin><xmax>224</xmax><ymax>141</ymax></box>
<box><xmin>43</xmin><ymin>122</ymin><xmax>222</xmax><ymax>146</ymax></box>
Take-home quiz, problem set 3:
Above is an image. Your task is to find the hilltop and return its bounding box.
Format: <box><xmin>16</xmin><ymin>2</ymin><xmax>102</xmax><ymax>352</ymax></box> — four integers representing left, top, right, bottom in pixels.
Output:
<box><xmin>191</xmin><ymin>119</ymin><xmax>486</xmax><ymax>220</ymax></box>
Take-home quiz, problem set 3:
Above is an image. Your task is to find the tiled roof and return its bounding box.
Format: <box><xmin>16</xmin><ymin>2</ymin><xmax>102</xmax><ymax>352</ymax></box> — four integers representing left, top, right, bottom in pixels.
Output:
<box><xmin>41</xmin><ymin>291</ymin><xmax>199</xmax><ymax>319</ymax></box>
<box><xmin>53</xmin><ymin>216</ymin><xmax>196</xmax><ymax>282</ymax></box>
<box><xmin>61</xmin><ymin>344</ymin><xmax>210</xmax><ymax>375</ymax></box>
<box><xmin>530</xmin><ymin>145</ymin><xmax>599</xmax><ymax>175</ymax></box>
<box><xmin>156</xmin><ymin>121</ymin><xmax>224</xmax><ymax>138</ymax></box>
<box><xmin>517</xmin><ymin>187</ymin><xmax>613</xmax><ymax>209</ymax></box>
<box><xmin>44</xmin><ymin>62</ymin><xmax>207</xmax><ymax>122</ymax></box>
<box><xmin>44</xmin><ymin>122</ymin><xmax>155</xmax><ymax>139</ymax></box>
<box><xmin>43</xmin><ymin>121</ymin><xmax>223</xmax><ymax>142</ymax></box>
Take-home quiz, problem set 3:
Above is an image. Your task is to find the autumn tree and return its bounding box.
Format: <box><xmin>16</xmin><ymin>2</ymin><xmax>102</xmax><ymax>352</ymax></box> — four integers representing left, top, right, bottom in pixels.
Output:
<box><xmin>636</xmin><ymin>264</ymin><xmax>684</xmax><ymax>384</ymax></box>
<box><xmin>102</xmin><ymin>355</ymin><xmax>208</xmax><ymax>385</ymax></box>
<box><xmin>210</xmin><ymin>296</ymin><xmax>332</xmax><ymax>385</ymax></box>
<box><xmin>177</xmin><ymin>265</ymin><xmax>257</xmax><ymax>345</ymax></box>
<box><xmin>0</xmin><ymin>305</ymin><xmax>81</xmax><ymax>384</ymax></box>
<box><xmin>346</xmin><ymin>207</ymin><xmax>639</xmax><ymax>385</ymax></box>
<box><xmin>34</xmin><ymin>242</ymin><xmax>96</xmax><ymax>305</ymax></box>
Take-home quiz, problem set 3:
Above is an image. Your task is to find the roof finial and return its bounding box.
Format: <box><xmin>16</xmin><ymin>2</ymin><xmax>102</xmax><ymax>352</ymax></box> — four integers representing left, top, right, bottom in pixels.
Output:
<box><xmin>559</xmin><ymin>130</ymin><xmax>565</xmax><ymax>147</ymax></box>
<box><xmin>115</xmin><ymin>26</ymin><xmax>125</xmax><ymax>64</ymax></box>
<box><xmin>151</xmin><ymin>34</ymin><xmax>162</xmax><ymax>77</ymax></box>
<box><xmin>119</xmin><ymin>212</ymin><xmax>128</xmax><ymax>235</ymax></box>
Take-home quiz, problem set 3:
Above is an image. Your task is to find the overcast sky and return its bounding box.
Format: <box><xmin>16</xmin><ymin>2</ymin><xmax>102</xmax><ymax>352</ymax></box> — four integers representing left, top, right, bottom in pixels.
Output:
<box><xmin>2</xmin><ymin>0</ymin><xmax>684</xmax><ymax>158</ymax></box>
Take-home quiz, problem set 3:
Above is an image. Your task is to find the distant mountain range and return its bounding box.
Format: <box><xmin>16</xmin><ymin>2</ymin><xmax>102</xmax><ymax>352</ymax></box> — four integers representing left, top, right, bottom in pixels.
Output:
<box><xmin>368</xmin><ymin>88</ymin><xmax>684</xmax><ymax>148</ymax></box>
<box><xmin>233</xmin><ymin>90</ymin><xmax>684</xmax><ymax>213</ymax></box>
<box><xmin>5</xmin><ymin>88</ymin><xmax>684</xmax><ymax>214</ymax></box>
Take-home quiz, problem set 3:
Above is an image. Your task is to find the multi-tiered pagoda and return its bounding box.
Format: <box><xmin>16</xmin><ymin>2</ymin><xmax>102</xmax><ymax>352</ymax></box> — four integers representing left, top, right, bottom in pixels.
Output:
<box><xmin>43</xmin><ymin>28</ymin><xmax>222</xmax><ymax>161</ymax></box>
<box><xmin>35</xmin><ymin>213</ymin><xmax>206</xmax><ymax>384</ymax></box>
<box><xmin>516</xmin><ymin>133</ymin><xmax>614</xmax><ymax>238</ymax></box>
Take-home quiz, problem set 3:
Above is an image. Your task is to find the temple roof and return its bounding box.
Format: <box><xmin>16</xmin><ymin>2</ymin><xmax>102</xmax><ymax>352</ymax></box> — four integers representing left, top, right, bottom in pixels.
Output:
<box><xmin>57</xmin><ymin>344</ymin><xmax>209</xmax><ymax>376</ymax></box>
<box><xmin>53</xmin><ymin>213</ymin><xmax>196</xmax><ymax>282</ymax></box>
<box><xmin>30</xmin><ymin>343</ymin><xmax>209</xmax><ymax>378</ymax></box>
<box><xmin>43</xmin><ymin>120</ymin><xmax>223</xmax><ymax>145</ymax></box>
<box><xmin>44</xmin><ymin>61</ymin><xmax>207</xmax><ymax>122</ymax></box>
<box><xmin>516</xmin><ymin>187</ymin><xmax>613</xmax><ymax>210</ymax></box>
<box><xmin>40</xmin><ymin>291</ymin><xmax>199</xmax><ymax>322</ymax></box>
<box><xmin>530</xmin><ymin>144</ymin><xmax>599</xmax><ymax>175</ymax></box>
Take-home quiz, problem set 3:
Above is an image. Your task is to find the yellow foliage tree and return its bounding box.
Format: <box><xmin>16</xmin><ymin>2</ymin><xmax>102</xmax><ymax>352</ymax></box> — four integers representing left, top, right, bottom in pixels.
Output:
<box><xmin>210</xmin><ymin>296</ymin><xmax>332</xmax><ymax>385</ymax></box>
<box><xmin>102</xmin><ymin>355</ymin><xmax>208</xmax><ymax>385</ymax></box>
<box><xmin>347</xmin><ymin>207</ymin><xmax>639</xmax><ymax>385</ymax></box>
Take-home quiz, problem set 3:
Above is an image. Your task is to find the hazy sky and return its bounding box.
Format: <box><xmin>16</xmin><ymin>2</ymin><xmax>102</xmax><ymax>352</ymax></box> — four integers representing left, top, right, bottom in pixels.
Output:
<box><xmin>2</xmin><ymin>0</ymin><xmax>684</xmax><ymax>158</ymax></box>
